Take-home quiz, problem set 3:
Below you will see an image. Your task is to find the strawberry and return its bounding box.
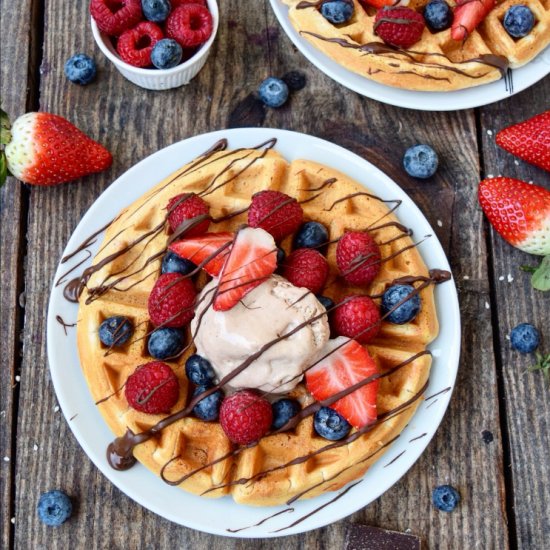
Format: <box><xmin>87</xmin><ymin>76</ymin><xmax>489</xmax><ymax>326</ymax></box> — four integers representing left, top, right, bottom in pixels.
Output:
<box><xmin>0</xmin><ymin>111</ymin><xmax>112</xmax><ymax>187</ymax></box>
<box><xmin>496</xmin><ymin>111</ymin><xmax>550</xmax><ymax>173</ymax></box>
<box><xmin>166</xmin><ymin>193</ymin><xmax>210</xmax><ymax>237</ymax></box>
<box><xmin>359</xmin><ymin>0</ymin><xmax>395</xmax><ymax>9</ymax></box>
<box><xmin>306</xmin><ymin>337</ymin><xmax>379</xmax><ymax>429</ymax></box>
<box><xmin>451</xmin><ymin>0</ymin><xmax>495</xmax><ymax>42</ymax></box>
<box><xmin>373</xmin><ymin>7</ymin><xmax>425</xmax><ymax>49</ymax></box>
<box><xmin>90</xmin><ymin>0</ymin><xmax>144</xmax><ymax>37</ymax></box>
<box><xmin>214</xmin><ymin>227</ymin><xmax>277</xmax><ymax>311</ymax></box>
<box><xmin>169</xmin><ymin>232</ymin><xmax>233</xmax><ymax>276</ymax></box>
<box><xmin>478</xmin><ymin>177</ymin><xmax>550</xmax><ymax>256</ymax></box>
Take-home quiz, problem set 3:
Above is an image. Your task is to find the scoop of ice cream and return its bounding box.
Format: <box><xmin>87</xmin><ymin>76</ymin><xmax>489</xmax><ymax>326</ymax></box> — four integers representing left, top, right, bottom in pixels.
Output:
<box><xmin>191</xmin><ymin>274</ymin><xmax>330</xmax><ymax>393</ymax></box>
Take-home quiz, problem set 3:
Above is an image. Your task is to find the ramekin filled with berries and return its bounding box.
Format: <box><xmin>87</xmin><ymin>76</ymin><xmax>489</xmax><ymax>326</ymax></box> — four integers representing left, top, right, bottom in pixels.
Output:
<box><xmin>90</xmin><ymin>0</ymin><xmax>218</xmax><ymax>90</ymax></box>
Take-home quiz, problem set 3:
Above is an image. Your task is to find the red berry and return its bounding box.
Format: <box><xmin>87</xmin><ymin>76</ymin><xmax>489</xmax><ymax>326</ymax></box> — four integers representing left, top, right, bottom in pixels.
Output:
<box><xmin>282</xmin><ymin>248</ymin><xmax>328</xmax><ymax>294</ymax></box>
<box><xmin>332</xmin><ymin>295</ymin><xmax>381</xmax><ymax>344</ymax></box>
<box><xmin>219</xmin><ymin>390</ymin><xmax>273</xmax><ymax>445</ymax></box>
<box><xmin>125</xmin><ymin>361</ymin><xmax>179</xmax><ymax>414</ymax></box>
<box><xmin>374</xmin><ymin>7</ymin><xmax>425</xmax><ymax>49</ymax></box>
<box><xmin>90</xmin><ymin>0</ymin><xmax>143</xmax><ymax>36</ymax></box>
<box><xmin>117</xmin><ymin>21</ymin><xmax>164</xmax><ymax>68</ymax></box>
<box><xmin>148</xmin><ymin>272</ymin><xmax>197</xmax><ymax>327</ymax></box>
<box><xmin>248</xmin><ymin>190</ymin><xmax>303</xmax><ymax>242</ymax></box>
<box><xmin>336</xmin><ymin>231</ymin><xmax>381</xmax><ymax>287</ymax></box>
<box><xmin>172</xmin><ymin>0</ymin><xmax>207</xmax><ymax>6</ymax></box>
<box><xmin>166</xmin><ymin>4</ymin><xmax>214</xmax><ymax>48</ymax></box>
<box><xmin>167</xmin><ymin>193</ymin><xmax>211</xmax><ymax>237</ymax></box>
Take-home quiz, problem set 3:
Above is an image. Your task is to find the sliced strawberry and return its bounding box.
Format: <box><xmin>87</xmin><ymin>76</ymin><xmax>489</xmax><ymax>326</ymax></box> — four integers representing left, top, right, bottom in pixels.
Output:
<box><xmin>359</xmin><ymin>0</ymin><xmax>395</xmax><ymax>9</ymax></box>
<box><xmin>451</xmin><ymin>0</ymin><xmax>495</xmax><ymax>42</ymax></box>
<box><xmin>213</xmin><ymin>227</ymin><xmax>277</xmax><ymax>311</ymax></box>
<box><xmin>306</xmin><ymin>337</ymin><xmax>379</xmax><ymax>429</ymax></box>
<box><xmin>169</xmin><ymin>232</ymin><xmax>233</xmax><ymax>277</ymax></box>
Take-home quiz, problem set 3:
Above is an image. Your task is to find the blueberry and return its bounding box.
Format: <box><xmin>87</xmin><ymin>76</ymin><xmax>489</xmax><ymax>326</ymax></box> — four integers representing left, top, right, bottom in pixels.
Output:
<box><xmin>382</xmin><ymin>284</ymin><xmax>421</xmax><ymax>324</ymax></box>
<box><xmin>258</xmin><ymin>77</ymin><xmax>289</xmax><ymax>108</ymax></box>
<box><xmin>403</xmin><ymin>144</ymin><xmax>438</xmax><ymax>179</ymax></box>
<box><xmin>294</xmin><ymin>221</ymin><xmax>329</xmax><ymax>249</ymax></box>
<box><xmin>317</xmin><ymin>295</ymin><xmax>335</xmax><ymax>310</ymax></box>
<box><xmin>142</xmin><ymin>0</ymin><xmax>171</xmax><ymax>22</ymax></box>
<box><xmin>503</xmin><ymin>5</ymin><xmax>535</xmax><ymax>38</ymax></box>
<box><xmin>161</xmin><ymin>251</ymin><xmax>196</xmax><ymax>275</ymax></box>
<box><xmin>98</xmin><ymin>316</ymin><xmax>133</xmax><ymax>347</ymax></box>
<box><xmin>314</xmin><ymin>406</ymin><xmax>351</xmax><ymax>440</ymax></box>
<box><xmin>64</xmin><ymin>54</ymin><xmax>96</xmax><ymax>85</ymax></box>
<box><xmin>192</xmin><ymin>385</ymin><xmax>224</xmax><ymax>421</ymax></box>
<box><xmin>432</xmin><ymin>485</ymin><xmax>460</xmax><ymax>512</ymax></box>
<box><xmin>276</xmin><ymin>247</ymin><xmax>286</xmax><ymax>265</ymax></box>
<box><xmin>510</xmin><ymin>323</ymin><xmax>540</xmax><ymax>353</ymax></box>
<box><xmin>282</xmin><ymin>70</ymin><xmax>307</xmax><ymax>91</ymax></box>
<box><xmin>151</xmin><ymin>39</ymin><xmax>183</xmax><ymax>70</ymax></box>
<box><xmin>320</xmin><ymin>0</ymin><xmax>354</xmax><ymax>24</ymax></box>
<box><xmin>424</xmin><ymin>0</ymin><xmax>452</xmax><ymax>31</ymax></box>
<box><xmin>37</xmin><ymin>490</ymin><xmax>72</xmax><ymax>526</ymax></box>
<box><xmin>185</xmin><ymin>354</ymin><xmax>216</xmax><ymax>385</ymax></box>
<box><xmin>272</xmin><ymin>398</ymin><xmax>301</xmax><ymax>430</ymax></box>
<box><xmin>148</xmin><ymin>328</ymin><xmax>185</xmax><ymax>360</ymax></box>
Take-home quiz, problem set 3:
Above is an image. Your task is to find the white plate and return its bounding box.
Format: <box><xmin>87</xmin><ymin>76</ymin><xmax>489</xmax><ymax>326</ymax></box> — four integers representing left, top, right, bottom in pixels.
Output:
<box><xmin>270</xmin><ymin>0</ymin><xmax>550</xmax><ymax>111</ymax></box>
<box><xmin>47</xmin><ymin>128</ymin><xmax>460</xmax><ymax>538</ymax></box>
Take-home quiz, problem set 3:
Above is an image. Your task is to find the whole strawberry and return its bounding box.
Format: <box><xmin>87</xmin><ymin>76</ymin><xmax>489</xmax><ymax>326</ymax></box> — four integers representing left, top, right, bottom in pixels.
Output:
<box><xmin>0</xmin><ymin>111</ymin><xmax>112</xmax><ymax>187</ymax></box>
<box><xmin>496</xmin><ymin>111</ymin><xmax>550</xmax><ymax>172</ymax></box>
<box><xmin>336</xmin><ymin>231</ymin><xmax>381</xmax><ymax>286</ymax></box>
<box><xmin>148</xmin><ymin>272</ymin><xmax>197</xmax><ymax>327</ymax></box>
<box><xmin>166</xmin><ymin>193</ymin><xmax>211</xmax><ymax>236</ymax></box>
<box><xmin>282</xmin><ymin>248</ymin><xmax>329</xmax><ymax>294</ymax></box>
<box><xmin>478</xmin><ymin>177</ymin><xmax>550</xmax><ymax>256</ymax></box>
<box><xmin>374</xmin><ymin>7</ymin><xmax>425</xmax><ymax>49</ymax></box>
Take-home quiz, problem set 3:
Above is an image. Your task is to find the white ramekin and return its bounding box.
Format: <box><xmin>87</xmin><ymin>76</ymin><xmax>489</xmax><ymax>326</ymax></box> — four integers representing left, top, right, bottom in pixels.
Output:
<box><xmin>91</xmin><ymin>0</ymin><xmax>219</xmax><ymax>90</ymax></box>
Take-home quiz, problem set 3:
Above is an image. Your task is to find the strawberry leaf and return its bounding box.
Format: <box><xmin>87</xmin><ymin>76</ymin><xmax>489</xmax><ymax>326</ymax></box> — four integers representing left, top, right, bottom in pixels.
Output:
<box><xmin>527</xmin><ymin>352</ymin><xmax>550</xmax><ymax>385</ymax></box>
<box><xmin>0</xmin><ymin>107</ymin><xmax>11</xmax><ymax>145</ymax></box>
<box><xmin>531</xmin><ymin>256</ymin><xmax>550</xmax><ymax>292</ymax></box>
<box><xmin>0</xmin><ymin>151</ymin><xmax>8</xmax><ymax>187</ymax></box>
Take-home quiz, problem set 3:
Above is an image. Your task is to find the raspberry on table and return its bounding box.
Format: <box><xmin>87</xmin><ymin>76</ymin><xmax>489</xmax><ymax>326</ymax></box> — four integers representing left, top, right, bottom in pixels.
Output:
<box><xmin>166</xmin><ymin>193</ymin><xmax>210</xmax><ymax>236</ymax></box>
<box><xmin>336</xmin><ymin>231</ymin><xmax>381</xmax><ymax>286</ymax></box>
<box><xmin>332</xmin><ymin>295</ymin><xmax>381</xmax><ymax>344</ymax></box>
<box><xmin>148</xmin><ymin>272</ymin><xmax>197</xmax><ymax>327</ymax></box>
<box><xmin>282</xmin><ymin>248</ymin><xmax>329</xmax><ymax>294</ymax></box>
<box><xmin>117</xmin><ymin>21</ymin><xmax>164</xmax><ymax>68</ymax></box>
<box><xmin>248</xmin><ymin>190</ymin><xmax>303</xmax><ymax>242</ymax></box>
<box><xmin>374</xmin><ymin>6</ymin><xmax>425</xmax><ymax>49</ymax></box>
<box><xmin>166</xmin><ymin>4</ymin><xmax>214</xmax><ymax>48</ymax></box>
<box><xmin>125</xmin><ymin>361</ymin><xmax>180</xmax><ymax>414</ymax></box>
<box><xmin>90</xmin><ymin>0</ymin><xmax>144</xmax><ymax>36</ymax></box>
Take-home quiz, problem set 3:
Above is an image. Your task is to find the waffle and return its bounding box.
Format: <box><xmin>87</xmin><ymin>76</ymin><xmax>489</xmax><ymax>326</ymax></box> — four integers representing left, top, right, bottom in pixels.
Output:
<box><xmin>281</xmin><ymin>0</ymin><xmax>550</xmax><ymax>91</ymax></box>
<box><xmin>77</xmin><ymin>140</ymin><xmax>443</xmax><ymax>506</ymax></box>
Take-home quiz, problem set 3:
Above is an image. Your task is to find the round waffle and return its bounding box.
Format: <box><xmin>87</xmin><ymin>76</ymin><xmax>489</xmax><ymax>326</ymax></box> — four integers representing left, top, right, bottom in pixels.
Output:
<box><xmin>281</xmin><ymin>0</ymin><xmax>550</xmax><ymax>92</ymax></box>
<box><xmin>76</xmin><ymin>140</ymin><xmax>446</xmax><ymax>506</ymax></box>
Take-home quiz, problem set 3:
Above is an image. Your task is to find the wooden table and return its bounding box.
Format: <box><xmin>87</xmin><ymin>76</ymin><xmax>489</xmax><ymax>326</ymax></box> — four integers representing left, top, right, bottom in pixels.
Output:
<box><xmin>1</xmin><ymin>2</ymin><xmax>548</xmax><ymax>548</ymax></box>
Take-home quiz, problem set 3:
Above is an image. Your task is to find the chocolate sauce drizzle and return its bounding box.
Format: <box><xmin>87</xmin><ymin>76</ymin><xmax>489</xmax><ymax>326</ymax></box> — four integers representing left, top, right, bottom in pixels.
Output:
<box><xmin>55</xmin><ymin>315</ymin><xmax>76</xmax><ymax>335</ymax></box>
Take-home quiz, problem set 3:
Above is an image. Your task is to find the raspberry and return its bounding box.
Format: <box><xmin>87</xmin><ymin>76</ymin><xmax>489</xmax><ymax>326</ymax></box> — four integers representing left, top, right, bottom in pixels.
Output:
<box><xmin>336</xmin><ymin>231</ymin><xmax>381</xmax><ymax>287</ymax></box>
<box><xmin>166</xmin><ymin>193</ymin><xmax>210</xmax><ymax>237</ymax></box>
<box><xmin>148</xmin><ymin>272</ymin><xmax>197</xmax><ymax>327</ymax></box>
<box><xmin>90</xmin><ymin>0</ymin><xmax>143</xmax><ymax>36</ymax></box>
<box><xmin>116</xmin><ymin>21</ymin><xmax>164</xmax><ymax>68</ymax></box>
<box><xmin>219</xmin><ymin>390</ymin><xmax>273</xmax><ymax>445</ymax></box>
<box><xmin>166</xmin><ymin>4</ymin><xmax>214</xmax><ymax>48</ymax></box>
<box><xmin>282</xmin><ymin>248</ymin><xmax>329</xmax><ymax>294</ymax></box>
<box><xmin>332</xmin><ymin>295</ymin><xmax>381</xmax><ymax>344</ymax></box>
<box><xmin>125</xmin><ymin>361</ymin><xmax>179</xmax><ymax>414</ymax></box>
<box><xmin>248</xmin><ymin>190</ymin><xmax>303</xmax><ymax>242</ymax></box>
<box><xmin>374</xmin><ymin>7</ymin><xmax>425</xmax><ymax>49</ymax></box>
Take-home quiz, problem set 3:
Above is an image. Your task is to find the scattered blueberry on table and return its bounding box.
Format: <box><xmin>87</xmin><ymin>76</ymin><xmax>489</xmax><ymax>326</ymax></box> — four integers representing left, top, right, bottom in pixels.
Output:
<box><xmin>403</xmin><ymin>144</ymin><xmax>439</xmax><ymax>179</ymax></box>
<box><xmin>192</xmin><ymin>385</ymin><xmax>224</xmax><ymax>421</ymax></box>
<box><xmin>432</xmin><ymin>485</ymin><xmax>460</xmax><ymax>512</ymax></box>
<box><xmin>37</xmin><ymin>490</ymin><xmax>72</xmax><ymax>526</ymax></box>
<box><xmin>64</xmin><ymin>54</ymin><xmax>96</xmax><ymax>85</ymax></box>
<box><xmin>382</xmin><ymin>285</ymin><xmax>421</xmax><ymax>324</ymax></box>
<box><xmin>148</xmin><ymin>328</ymin><xmax>185</xmax><ymax>360</ymax></box>
<box><xmin>271</xmin><ymin>398</ymin><xmax>301</xmax><ymax>430</ymax></box>
<box><xmin>510</xmin><ymin>323</ymin><xmax>540</xmax><ymax>353</ymax></box>
<box><xmin>185</xmin><ymin>354</ymin><xmax>216</xmax><ymax>386</ymax></box>
<box><xmin>151</xmin><ymin>39</ymin><xmax>183</xmax><ymax>69</ymax></box>
<box><xmin>503</xmin><ymin>5</ymin><xmax>535</xmax><ymax>38</ymax></box>
<box><xmin>282</xmin><ymin>70</ymin><xmax>307</xmax><ymax>92</ymax></box>
<box><xmin>98</xmin><ymin>316</ymin><xmax>133</xmax><ymax>347</ymax></box>
<box><xmin>258</xmin><ymin>77</ymin><xmax>289</xmax><ymax>108</ymax></box>
<box><xmin>314</xmin><ymin>406</ymin><xmax>351</xmax><ymax>440</ymax></box>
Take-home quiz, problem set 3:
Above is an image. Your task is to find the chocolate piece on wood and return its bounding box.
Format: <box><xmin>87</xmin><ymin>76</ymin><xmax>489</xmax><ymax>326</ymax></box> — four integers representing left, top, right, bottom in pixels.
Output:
<box><xmin>345</xmin><ymin>524</ymin><xmax>421</xmax><ymax>550</ymax></box>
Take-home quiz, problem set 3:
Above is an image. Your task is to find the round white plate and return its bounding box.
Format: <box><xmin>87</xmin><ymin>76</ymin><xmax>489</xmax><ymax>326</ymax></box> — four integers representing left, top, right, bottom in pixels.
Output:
<box><xmin>270</xmin><ymin>0</ymin><xmax>550</xmax><ymax>111</ymax></box>
<box><xmin>47</xmin><ymin>128</ymin><xmax>460</xmax><ymax>538</ymax></box>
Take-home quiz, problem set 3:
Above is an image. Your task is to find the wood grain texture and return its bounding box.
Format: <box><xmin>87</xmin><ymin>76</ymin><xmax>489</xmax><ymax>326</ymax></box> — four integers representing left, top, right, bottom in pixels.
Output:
<box><xmin>479</xmin><ymin>78</ymin><xmax>550</xmax><ymax>550</ymax></box>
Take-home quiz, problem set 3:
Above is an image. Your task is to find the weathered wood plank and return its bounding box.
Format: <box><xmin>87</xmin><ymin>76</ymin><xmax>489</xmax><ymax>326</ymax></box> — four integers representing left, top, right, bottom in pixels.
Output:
<box><xmin>479</xmin><ymin>77</ymin><xmax>550</xmax><ymax>550</ymax></box>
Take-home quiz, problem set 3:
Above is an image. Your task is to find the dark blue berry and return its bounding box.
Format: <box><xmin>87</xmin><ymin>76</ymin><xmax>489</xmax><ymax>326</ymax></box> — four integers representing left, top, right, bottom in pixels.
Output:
<box><xmin>432</xmin><ymin>485</ymin><xmax>460</xmax><ymax>512</ymax></box>
<box><xmin>258</xmin><ymin>77</ymin><xmax>289</xmax><ymax>108</ymax></box>
<box><xmin>294</xmin><ymin>221</ymin><xmax>329</xmax><ymax>249</ymax></box>
<box><xmin>277</xmin><ymin>247</ymin><xmax>286</xmax><ymax>265</ymax></box>
<box><xmin>282</xmin><ymin>70</ymin><xmax>307</xmax><ymax>91</ymax></box>
<box><xmin>424</xmin><ymin>1</ymin><xmax>452</xmax><ymax>31</ymax></box>
<box><xmin>148</xmin><ymin>328</ymin><xmax>185</xmax><ymax>360</ymax></box>
<box><xmin>381</xmin><ymin>285</ymin><xmax>421</xmax><ymax>324</ymax></box>
<box><xmin>98</xmin><ymin>316</ymin><xmax>133</xmax><ymax>347</ymax></box>
<box><xmin>313</xmin><ymin>406</ymin><xmax>351</xmax><ymax>440</ymax></box>
<box><xmin>272</xmin><ymin>398</ymin><xmax>301</xmax><ymax>430</ymax></box>
<box><xmin>161</xmin><ymin>251</ymin><xmax>196</xmax><ymax>275</ymax></box>
<box><xmin>185</xmin><ymin>354</ymin><xmax>216</xmax><ymax>385</ymax></box>
<box><xmin>510</xmin><ymin>323</ymin><xmax>540</xmax><ymax>353</ymax></box>
<box><xmin>142</xmin><ymin>0</ymin><xmax>171</xmax><ymax>22</ymax></box>
<box><xmin>192</xmin><ymin>385</ymin><xmax>223</xmax><ymax>421</ymax></box>
<box><xmin>320</xmin><ymin>0</ymin><xmax>354</xmax><ymax>24</ymax></box>
<box><xmin>151</xmin><ymin>39</ymin><xmax>183</xmax><ymax>69</ymax></box>
<box><xmin>503</xmin><ymin>5</ymin><xmax>535</xmax><ymax>38</ymax></box>
<box><xmin>64</xmin><ymin>54</ymin><xmax>96</xmax><ymax>85</ymax></box>
<box><xmin>403</xmin><ymin>144</ymin><xmax>438</xmax><ymax>179</ymax></box>
<box><xmin>37</xmin><ymin>490</ymin><xmax>72</xmax><ymax>526</ymax></box>
<box><xmin>317</xmin><ymin>295</ymin><xmax>335</xmax><ymax>310</ymax></box>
